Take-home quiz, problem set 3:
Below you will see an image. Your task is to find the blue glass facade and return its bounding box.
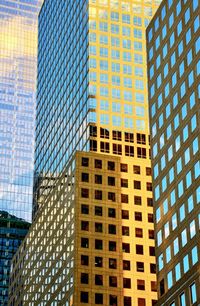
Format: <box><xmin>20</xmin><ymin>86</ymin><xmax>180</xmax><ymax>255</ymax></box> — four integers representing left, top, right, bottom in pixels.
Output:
<box><xmin>0</xmin><ymin>0</ymin><xmax>42</xmax><ymax>222</ymax></box>
<box><xmin>0</xmin><ymin>211</ymin><xmax>30</xmax><ymax>304</ymax></box>
<box><xmin>147</xmin><ymin>0</ymin><xmax>200</xmax><ymax>304</ymax></box>
<box><xmin>34</xmin><ymin>0</ymin><xmax>89</xmax><ymax>213</ymax></box>
<box><xmin>35</xmin><ymin>0</ymin><xmax>89</xmax><ymax>175</ymax></box>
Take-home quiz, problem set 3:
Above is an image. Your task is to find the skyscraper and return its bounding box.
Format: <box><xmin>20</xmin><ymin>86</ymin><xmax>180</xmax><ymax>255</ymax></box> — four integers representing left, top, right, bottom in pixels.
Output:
<box><xmin>0</xmin><ymin>0</ymin><xmax>42</xmax><ymax>222</ymax></box>
<box><xmin>147</xmin><ymin>0</ymin><xmax>200</xmax><ymax>304</ymax></box>
<box><xmin>9</xmin><ymin>0</ymin><xmax>161</xmax><ymax>305</ymax></box>
<box><xmin>0</xmin><ymin>2</ymin><xmax>43</xmax><ymax>304</ymax></box>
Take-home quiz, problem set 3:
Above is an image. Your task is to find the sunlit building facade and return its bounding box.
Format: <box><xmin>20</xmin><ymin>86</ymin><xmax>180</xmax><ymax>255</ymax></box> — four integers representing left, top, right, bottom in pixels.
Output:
<box><xmin>0</xmin><ymin>0</ymin><xmax>42</xmax><ymax>222</ymax></box>
<box><xmin>147</xmin><ymin>0</ymin><xmax>200</xmax><ymax>304</ymax></box>
<box><xmin>9</xmin><ymin>0</ymin><xmax>162</xmax><ymax>305</ymax></box>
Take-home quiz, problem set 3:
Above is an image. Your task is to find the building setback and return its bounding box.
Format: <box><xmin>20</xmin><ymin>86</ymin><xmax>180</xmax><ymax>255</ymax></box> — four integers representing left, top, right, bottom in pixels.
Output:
<box><xmin>147</xmin><ymin>0</ymin><xmax>200</xmax><ymax>304</ymax></box>
<box><xmin>9</xmin><ymin>0</ymin><xmax>161</xmax><ymax>305</ymax></box>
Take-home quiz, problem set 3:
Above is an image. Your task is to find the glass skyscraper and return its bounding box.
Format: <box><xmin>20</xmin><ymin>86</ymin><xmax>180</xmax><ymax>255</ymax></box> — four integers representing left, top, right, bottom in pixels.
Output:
<box><xmin>34</xmin><ymin>0</ymin><xmax>162</xmax><ymax>214</ymax></box>
<box><xmin>0</xmin><ymin>0</ymin><xmax>42</xmax><ymax>222</ymax></box>
<box><xmin>147</xmin><ymin>0</ymin><xmax>200</xmax><ymax>304</ymax></box>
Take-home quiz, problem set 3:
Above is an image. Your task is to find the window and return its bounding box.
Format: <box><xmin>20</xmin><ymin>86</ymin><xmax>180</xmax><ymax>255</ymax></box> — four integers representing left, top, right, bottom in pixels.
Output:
<box><xmin>81</xmin><ymin>204</ymin><xmax>89</xmax><ymax>214</ymax></box>
<box><xmin>190</xmin><ymin>283</ymin><xmax>197</xmax><ymax>303</ymax></box>
<box><xmin>100</xmin><ymin>21</ymin><xmax>108</xmax><ymax>32</ymax></box>
<box><xmin>90</xmin><ymin>125</ymin><xmax>97</xmax><ymax>137</ymax></box>
<box><xmin>95</xmin><ymin>206</ymin><xmax>102</xmax><ymax>216</ymax></box>
<box><xmin>95</xmin><ymin>190</ymin><xmax>102</xmax><ymax>200</ymax></box>
<box><xmin>135</xmin><ymin>212</ymin><xmax>142</xmax><ymax>221</ymax></box>
<box><xmin>137</xmin><ymin>147</ymin><xmax>146</xmax><ymax>158</ymax></box>
<box><xmin>109</xmin><ymin>241</ymin><xmax>116</xmax><ymax>252</ymax></box>
<box><xmin>100</xmin><ymin>127</ymin><xmax>109</xmax><ymax>139</ymax></box>
<box><xmin>167</xmin><ymin>270</ymin><xmax>173</xmax><ymax>289</ymax></box>
<box><xmin>134</xmin><ymin>196</ymin><xmax>142</xmax><ymax>205</ymax></box>
<box><xmin>136</xmin><ymin>244</ymin><xmax>143</xmax><ymax>255</ymax></box>
<box><xmin>108</xmin><ymin>192</ymin><xmax>116</xmax><ymax>202</ymax></box>
<box><xmin>125</xmin><ymin>145</ymin><xmax>134</xmax><ymax>156</ymax></box>
<box><xmin>134</xmin><ymin>180</ymin><xmax>141</xmax><ymax>190</ymax></box>
<box><xmin>151</xmin><ymin>281</ymin><xmax>157</xmax><ymax>292</ymax></box>
<box><xmin>113</xmin><ymin>143</ymin><xmax>122</xmax><ymax>155</ymax></box>
<box><xmin>81</xmin><ymin>221</ymin><xmax>89</xmax><ymax>231</ymax></box>
<box><xmin>180</xmin><ymin>292</ymin><xmax>186</xmax><ymax>306</ymax></box>
<box><xmin>100</xmin><ymin>141</ymin><xmax>109</xmax><ymax>153</ymax></box>
<box><xmin>123</xmin><ymin>260</ymin><xmax>131</xmax><ymax>270</ymax></box>
<box><xmin>137</xmin><ymin>261</ymin><xmax>144</xmax><ymax>272</ymax></box>
<box><xmin>81</xmin><ymin>188</ymin><xmax>89</xmax><ymax>198</ymax></box>
<box><xmin>124</xmin><ymin>297</ymin><xmax>132</xmax><ymax>306</ymax></box>
<box><xmin>148</xmin><ymin>214</ymin><xmax>154</xmax><ymax>223</ymax></box>
<box><xmin>95</xmin><ymin>239</ymin><xmax>103</xmax><ymax>250</ymax></box>
<box><xmin>149</xmin><ymin>247</ymin><xmax>155</xmax><ymax>256</ymax></box>
<box><xmin>113</xmin><ymin>103</ymin><xmax>120</xmax><ymax>113</ymax></box>
<box><xmin>81</xmin><ymin>255</ymin><xmax>89</xmax><ymax>266</ymax></box>
<box><xmin>121</xmin><ymin>163</ymin><xmax>128</xmax><ymax>172</ymax></box>
<box><xmin>123</xmin><ymin>278</ymin><xmax>131</xmax><ymax>288</ymax></box>
<box><xmin>150</xmin><ymin>263</ymin><xmax>156</xmax><ymax>274</ymax></box>
<box><xmin>125</xmin><ymin>132</ymin><xmax>134</xmax><ymax>142</ymax></box>
<box><xmin>108</xmin><ymin>161</ymin><xmax>115</xmax><ymax>170</ymax></box>
<box><xmin>137</xmin><ymin>279</ymin><xmax>145</xmax><ymax>290</ymax></box>
<box><xmin>95</xmin><ymin>223</ymin><xmax>103</xmax><ymax>233</ymax></box>
<box><xmin>95</xmin><ymin>293</ymin><xmax>103</xmax><ymax>304</ymax></box>
<box><xmin>135</xmin><ymin>228</ymin><xmax>143</xmax><ymax>238</ymax></box>
<box><xmin>108</xmin><ymin>176</ymin><xmax>115</xmax><ymax>186</ymax></box>
<box><xmin>121</xmin><ymin>178</ymin><xmax>128</xmax><ymax>188</ymax></box>
<box><xmin>95</xmin><ymin>274</ymin><xmax>103</xmax><ymax>286</ymax></box>
<box><xmin>109</xmin><ymin>258</ymin><xmax>117</xmax><ymax>269</ymax></box>
<box><xmin>113</xmin><ymin>130</ymin><xmax>122</xmax><ymax>140</ymax></box>
<box><xmin>147</xmin><ymin>182</ymin><xmax>152</xmax><ymax>191</ymax></box>
<box><xmin>160</xmin><ymin>278</ymin><xmax>165</xmax><ymax>296</ymax></box>
<box><xmin>110</xmin><ymin>295</ymin><xmax>117</xmax><ymax>306</ymax></box>
<box><xmin>95</xmin><ymin>159</ymin><xmax>102</xmax><ymax>169</ymax></box>
<box><xmin>81</xmin><ymin>237</ymin><xmax>89</xmax><ymax>248</ymax></box>
<box><xmin>146</xmin><ymin>167</ymin><xmax>151</xmax><ymax>176</ymax></box>
<box><xmin>109</xmin><ymin>276</ymin><xmax>117</xmax><ymax>287</ymax></box>
<box><xmin>111</xmin><ymin>12</ymin><xmax>119</xmax><ymax>21</ymax></box>
<box><xmin>108</xmin><ymin>208</ymin><xmax>116</xmax><ymax>218</ymax></box>
<box><xmin>121</xmin><ymin>194</ymin><xmax>129</xmax><ymax>203</ymax></box>
<box><xmin>95</xmin><ymin>256</ymin><xmax>103</xmax><ymax>267</ymax></box>
<box><xmin>82</xmin><ymin>157</ymin><xmax>89</xmax><ymax>167</ymax></box>
<box><xmin>81</xmin><ymin>292</ymin><xmax>89</xmax><ymax>303</ymax></box>
<box><xmin>81</xmin><ymin>273</ymin><xmax>89</xmax><ymax>284</ymax></box>
<box><xmin>95</xmin><ymin>175</ymin><xmax>102</xmax><ymax>184</ymax></box>
<box><xmin>123</xmin><ymin>243</ymin><xmax>130</xmax><ymax>253</ymax></box>
<box><xmin>122</xmin><ymin>210</ymin><xmax>129</xmax><ymax>219</ymax></box>
<box><xmin>138</xmin><ymin>298</ymin><xmax>146</xmax><ymax>306</ymax></box>
<box><xmin>148</xmin><ymin>230</ymin><xmax>154</xmax><ymax>239</ymax></box>
<box><xmin>122</xmin><ymin>226</ymin><xmax>129</xmax><ymax>236</ymax></box>
<box><xmin>137</xmin><ymin>133</ymin><xmax>146</xmax><ymax>144</ymax></box>
<box><xmin>109</xmin><ymin>224</ymin><xmax>116</xmax><ymax>235</ymax></box>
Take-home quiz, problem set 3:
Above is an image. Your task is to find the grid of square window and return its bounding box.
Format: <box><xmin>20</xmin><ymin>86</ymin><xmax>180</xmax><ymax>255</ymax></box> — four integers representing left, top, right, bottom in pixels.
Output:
<box><xmin>88</xmin><ymin>0</ymin><xmax>162</xmax><ymax>136</ymax></box>
<box><xmin>77</xmin><ymin>152</ymin><xmax>157</xmax><ymax>306</ymax></box>
<box><xmin>147</xmin><ymin>0</ymin><xmax>200</xmax><ymax>304</ymax></box>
